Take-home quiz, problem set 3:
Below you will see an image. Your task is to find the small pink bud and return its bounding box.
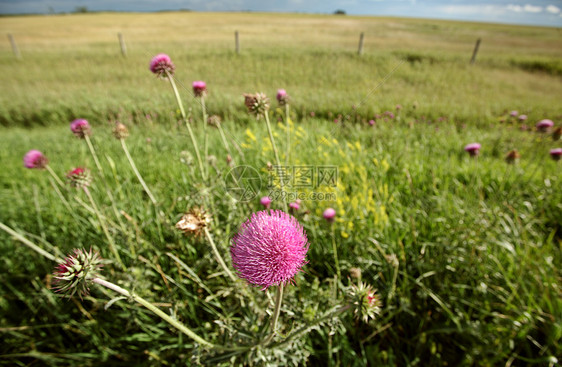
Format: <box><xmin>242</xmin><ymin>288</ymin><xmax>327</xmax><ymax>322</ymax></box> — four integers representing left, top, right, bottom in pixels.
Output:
<box><xmin>70</xmin><ymin>119</ymin><xmax>91</xmax><ymax>139</ymax></box>
<box><xmin>464</xmin><ymin>143</ymin><xmax>481</xmax><ymax>157</ymax></box>
<box><xmin>192</xmin><ymin>81</ymin><xmax>207</xmax><ymax>97</ymax></box>
<box><xmin>323</xmin><ymin>208</ymin><xmax>336</xmax><ymax>222</ymax></box>
<box><xmin>260</xmin><ymin>196</ymin><xmax>272</xmax><ymax>209</ymax></box>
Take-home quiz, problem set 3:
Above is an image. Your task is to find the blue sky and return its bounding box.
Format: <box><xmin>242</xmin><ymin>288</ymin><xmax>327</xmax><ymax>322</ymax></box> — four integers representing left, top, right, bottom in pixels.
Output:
<box><xmin>1</xmin><ymin>0</ymin><xmax>561</xmax><ymax>27</ymax></box>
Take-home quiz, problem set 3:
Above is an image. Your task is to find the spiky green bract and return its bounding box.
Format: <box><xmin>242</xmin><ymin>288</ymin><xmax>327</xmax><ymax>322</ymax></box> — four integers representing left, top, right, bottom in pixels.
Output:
<box><xmin>53</xmin><ymin>248</ymin><xmax>103</xmax><ymax>299</ymax></box>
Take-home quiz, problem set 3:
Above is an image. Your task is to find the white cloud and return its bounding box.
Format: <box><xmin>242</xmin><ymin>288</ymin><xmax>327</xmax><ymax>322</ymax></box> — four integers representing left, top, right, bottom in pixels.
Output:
<box><xmin>439</xmin><ymin>5</ymin><xmax>505</xmax><ymax>15</ymax></box>
<box><xmin>546</xmin><ymin>5</ymin><xmax>561</xmax><ymax>14</ymax></box>
<box><xmin>507</xmin><ymin>4</ymin><xmax>522</xmax><ymax>12</ymax></box>
<box><xmin>523</xmin><ymin>4</ymin><xmax>542</xmax><ymax>13</ymax></box>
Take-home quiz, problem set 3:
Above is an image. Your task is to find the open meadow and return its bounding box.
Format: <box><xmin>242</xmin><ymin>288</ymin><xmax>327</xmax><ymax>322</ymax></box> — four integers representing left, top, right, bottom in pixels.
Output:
<box><xmin>0</xmin><ymin>12</ymin><xmax>561</xmax><ymax>366</ymax></box>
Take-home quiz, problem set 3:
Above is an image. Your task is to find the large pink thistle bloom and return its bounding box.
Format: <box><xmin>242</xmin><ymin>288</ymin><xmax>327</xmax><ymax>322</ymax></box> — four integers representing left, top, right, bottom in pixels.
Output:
<box><xmin>231</xmin><ymin>210</ymin><xmax>309</xmax><ymax>290</ymax></box>
<box><xmin>23</xmin><ymin>150</ymin><xmax>48</xmax><ymax>169</ymax></box>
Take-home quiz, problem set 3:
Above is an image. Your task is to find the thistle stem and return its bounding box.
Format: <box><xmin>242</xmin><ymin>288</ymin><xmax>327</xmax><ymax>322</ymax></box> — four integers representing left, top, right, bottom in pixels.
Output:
<box><xmin>262</xmin><ymin>283</ymin><xmax>284</xmax><ymax>346</ymax></box>
<box><xmin>285</xmin><ymin>103</ymin><xmax>291</xmax><ymax>165</ymax></box>
<box><xmin>45</xmin><ymin>164</ymin><xmax>65</xmax><ymax>188</ymax></box>
<box><xmin>83</xmin><ymin>187</ymin><xmax>125</xmax><ymax>270</ymax></box>
<box><xmin>264</xmin><ymin>112</ymin><xmax>288</xmax><ymax>212</ymax></box>
<box><xmin>166</xmin><ymin>71</ymin><xmax>206</xmax><ymax>181</ymax></box>
<box><xmin>217</xmin><ymin>123</ymin><xmax>233</xmax><ymax>158</ymax></box>
<box><xmin>92</xmin><ymin>277</ymin><xmax>214</xmax><ymax>348</ymax></box>
<box><xmin>120</xmin><ymin>138</ymin><xmax>157</xmax><ymax>206</ymax></box>
<box><xmin>84</xmin><ymin>135</ymin><xmax>104</xmax><ymax>175</ymax></box>
<box><xmin>201</xmin><ymin>96</ymin><xmax>209</xmax><ymax>178</ymax></box>
<box><xmin>204</xmin><ymin>227</ymin><xmax>237</xmax><ymax>283</ymax></box>
<box><xmin>0</xmin><ymin>221</ymin><xmax>58</xmax><ymax>262</ymax></box>
<box><xmin>331</xmin><ymin>225</ymin><xmax>341</xmax><ymax>281</ymax></box>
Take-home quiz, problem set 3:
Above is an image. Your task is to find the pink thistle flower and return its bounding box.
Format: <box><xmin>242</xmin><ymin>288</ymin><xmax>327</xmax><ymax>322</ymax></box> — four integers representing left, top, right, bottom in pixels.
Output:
<box><xmin>518</xmin><ymin>115</ymin><xmax>527</xmax><ymax>122</ymax></box>
<box><xmin>70</xmin><ymin>119</ymin><xmax>91</xmax><ymax>139</ymax></box>
<box><xmin>464</xmin><ymin>143</ymin><xmax>481</xmax><ymax>157</ymax></box>
<box><xmin>149</xmin><ymin>53</ymin><xmax>175</xmax><ymax>78</ymax></box>
<box><xmin>368</xmin><ymin>119</ymin><xmax>375</xmax><ymax>126</ymax></box>
<box><xmin>230</xmin><ymin>210</ymin><xmax>309</xmax><ymax>290</ymax></box>
<box><xmin>396</xmin><ymin>104</ymin><xmax>402</xmax><ymax>111</ymax></box>
<box><xmin>23</xmin><ymin>150</ymin><xmax>48</xmax><ymax>169</ymax></box>
<box><xmin>289</xmin><ymin>201</ymin><xmax>300</xmax><ymax>211</ymax></box>
<box><xmin>260</xmin><ymin>196</ymin><xmax>272</xmax><ymax>209</ymax></box>
<box><xmin>510</xmin><ymin>110</ymin><xmax>518</xmax><ymax>117</ymax></box>
<box><xmin>192</xmin><ymin>81</ymin><xmax>207</xmax><ymax>97</ymax></box>
<box><xmin>550</xmin><ymin>148</ymin><xmax>562</xmax><ymax>161</ymax></box>
<box><xmin>276</xmin><ymin>89</ymin><xmax>289</xmax><ymax>106</ymax></box>
<box><xmin>323</xmin><ymin>208</ymin><xmax>336</xmax><ymax>223</ymax></box>
<box><xmin>52</xmin><ymin>248</ymin><xmax>103</xmax><ymax>299</ymax></box>
<box><xmin>536</xmin><ymin>119</ymin><xmax>554</xmax><ymax>132</ymax></box>
<box><xmin>66</xmin><ymin>167</ymin><xmax>91</xmax><ymax>188</ymax></box>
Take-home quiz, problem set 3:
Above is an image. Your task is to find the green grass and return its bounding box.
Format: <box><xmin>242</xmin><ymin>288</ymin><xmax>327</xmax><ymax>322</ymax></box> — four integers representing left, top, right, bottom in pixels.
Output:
<box><xmin>0</xmin><ymin>11</ymin><xmax>561</xmax><ymax>366</ymax></box>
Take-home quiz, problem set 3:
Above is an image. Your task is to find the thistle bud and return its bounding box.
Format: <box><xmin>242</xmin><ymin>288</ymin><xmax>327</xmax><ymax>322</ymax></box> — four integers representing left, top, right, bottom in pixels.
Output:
<box><xmin>505</xmin><ymin>149</ymin><xmax>520</xmax><ymax>164</ymax></box>
<box><xmin>113</xmin><ymin>122</ymin><xmax>129</xmax><ymax>140</ymax></box>
<box><xmin>243</xmin><ymin>93</ymin><xmax>270</xmax><ymax>119</ymax></box>
<box><xmin>52</xmin><ymin>248</ymin><xmax>103</xmax><ymax>298</ymax></box>
<box><xmin>207</xmin><ymin>115</ymin><xmax>222</xmax><ymax>127</ymax></box>
<box><xmin>348</xmin><ymin>281</ymin><xmax>382</xmax><ymax>323</ymax></box>
<box><xmin>66</xmin><ymin>167</ymin><xmax>91</xmax><ymax>188</ymax></box>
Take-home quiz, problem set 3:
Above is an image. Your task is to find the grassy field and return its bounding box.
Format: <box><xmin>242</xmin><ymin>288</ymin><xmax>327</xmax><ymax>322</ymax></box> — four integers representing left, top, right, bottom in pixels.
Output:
<box><xmin>1</xmin><ymin>12</ymin><xmax>561</xmax><ymax>366</ymax></box>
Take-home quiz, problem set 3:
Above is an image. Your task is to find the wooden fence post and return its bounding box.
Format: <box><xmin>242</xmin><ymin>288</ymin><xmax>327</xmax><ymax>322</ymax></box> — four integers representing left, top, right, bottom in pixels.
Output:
<box><xmin>7</xmin><ymin>33</ymin><xmax>21</xmax><ymax>59</ymax></box>
<box><xmin>470</xmin><ymin>38</ymin><xmax>481</xmax><ymax>64</ymax></box>
<box><xmin>357</xmin><ymin>32</ymin><xmax>365</xmax><ymax>55</ymax></box>
<box><xmin>235</xmin><ymin>31</ymin><xmax>240</xmax><ymax>54</ymax></box>
<box><xmin>118</xmin><ymin>32</ymin><xmax>127</xmax><ymax>57</ymax></box>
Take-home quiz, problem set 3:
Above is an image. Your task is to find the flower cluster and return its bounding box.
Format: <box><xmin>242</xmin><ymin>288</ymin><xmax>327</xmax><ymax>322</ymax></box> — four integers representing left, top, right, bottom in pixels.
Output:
<box><xmin>243</xmin><ymin>93</ymin><xmax>270</xmax><ymax>119</ymax></box>
<box><xmin>52</xmin><ymin>248</ymin><xmax>103</xmax><ymax>298</ymax></box>
<box><xmin>231</xmin><ymin>210</ymin><xmax>309</xmax><ymax>290</ymax></box>
<box><xmin>149</xmin><ymin>53</ymin><xmax>175</xmax><ymax>78</ymax></box>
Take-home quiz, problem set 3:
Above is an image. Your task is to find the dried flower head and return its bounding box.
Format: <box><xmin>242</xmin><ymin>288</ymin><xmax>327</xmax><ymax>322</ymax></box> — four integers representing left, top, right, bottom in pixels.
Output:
<box><xmin>553</xmin><ymin>127</ymin><xmax>562</xmax><ymax>141</ymax></box>
<box><xmin>150</xmin><ymin>53</ymin><xmax>175</xmax><ymax>78</ymax></box>
<box><xmin>536</xmin><ymin>119</ymin><xmax>554</xmax><ymax>133</ymax></box>
<box><xmin>348</xmin><ymin>281</ymin><xmax>382</xmax><ymax>323</ymax></box>
<box><xmin>66</xmin><ymin>167</ymin><xmax>91</xmax><ymax>188</ymax></box>
<box><xmin>243</xmin><ymin>93</ymin><xmax>270</xmax><ymax>119</ymax></box>
<box><xmin>207</xmin><ymin>115</ymin><xmax>222</xmax><ymax>127</ymax></box>
<box><xmin>52</xmin><ymin>248</ymin><xmax>103</xmax><ymax>298</ymax></box>
<box><xmin>323</xmin><ymin>208</ymin><xmax>336</xmax><ymax>223</ymax></box>
<box><xmin>70</xmin><ymin>119</ymin><xmax>91</xmax><ymax>139</ymax></box>
<box><xmin>505</xmin><ymin>149</ymin><xmax>520</xmax><ymax>164</ymax></box>
<box><xmin>175</xmin><ymin>207</ymin><xmax>212</xmax><ymax>237</ymax></box>
<box><xmin>349</xmin><ymin>267</ymin><xmax>362</xmax><ymax>280</ymax></box>
<box><xmin>260</xmin><ymin>196</ymin><xmax>272</xmax><ymax>209</ymax></box>
<box><xmin>23</xmin><ymin>150</ymin><xmax>48</xmax><ymax>169</ymax></box>
<box><xmin>550</xmin><ymin>148</ymin><xmax>562</xmax><ymax>161</ymax></box>
<box><xmin>192</xmin><ymin>81</ymin><xmax>207</xmax><ymax>97</ymax></box>
<box><xmin>464</xmin><ymin>143</ymin><xmax>481</xmax><ymax>157</ymax></box>
<box><xmin>231</xmin><ymin>210</ymin><xmax>309</xmax><ymax>290</ymax></box>
<box><xmin>276</xmin><ymin>89</ymin><xmax>289</xmax><ymax>106</ymax></box>
<box><xmin>112</xmin><ymin>122</ymin><xmax>129</xmax><ymax>140</ymax></box>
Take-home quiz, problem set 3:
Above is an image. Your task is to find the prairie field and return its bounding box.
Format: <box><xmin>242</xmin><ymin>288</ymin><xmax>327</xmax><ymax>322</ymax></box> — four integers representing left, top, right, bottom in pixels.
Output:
<box><xmin>0</xmin><ymin>12</ymin><xmax>561</xmax><ymax>366</ymax></box>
